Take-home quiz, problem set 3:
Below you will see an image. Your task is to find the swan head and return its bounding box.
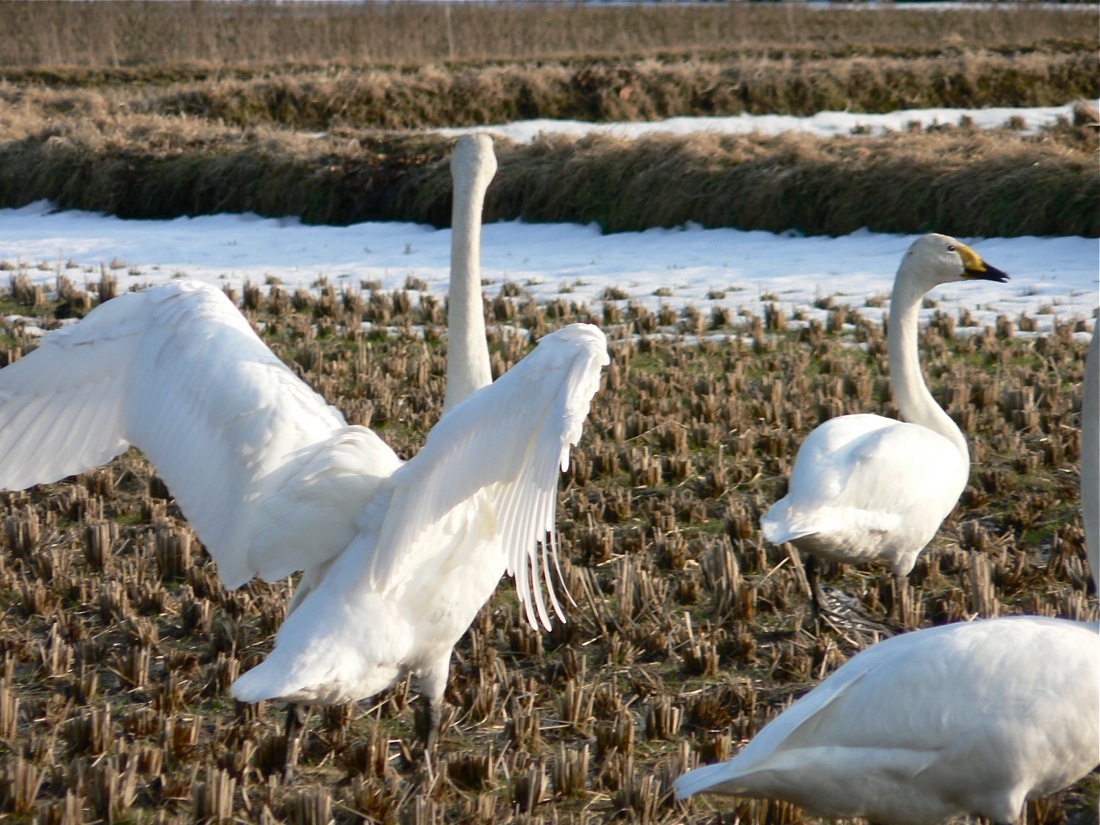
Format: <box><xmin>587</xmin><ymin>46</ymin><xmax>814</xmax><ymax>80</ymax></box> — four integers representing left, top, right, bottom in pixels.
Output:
<box><xmin>900</xmin><ymin>233</ymin><xmax>1009</xmax><ymax>289</ymax></box>
<box><xmin>451</xmin><ymin>133</ymin><xmax>498</xmax><ymax>195</ymax></box>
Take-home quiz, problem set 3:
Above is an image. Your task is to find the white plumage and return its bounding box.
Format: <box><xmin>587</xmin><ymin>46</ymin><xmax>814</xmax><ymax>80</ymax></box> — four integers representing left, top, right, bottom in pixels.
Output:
<box><xmin>232</xmin><ymin>322</ymin><xmax>608</xmax><ymax>706</ymax></box>
<box><xmin>761</xmin><ymin>234</ymin><xmax>1008</xmax><ymax>612</ymax></box>
<box><xmin>673</xmin><ymin>615</ymin><xmax>1100</xmax><ymax>825</ymax></box>
<box><xmin>0</xmin><ymin>279</ymin><xmax>607</xmax><ymax>715</ymax></box>
<box><xmin>0</xmin><ymin>134</ymin><xmax>610</xmax><ymax>743</ymax></box>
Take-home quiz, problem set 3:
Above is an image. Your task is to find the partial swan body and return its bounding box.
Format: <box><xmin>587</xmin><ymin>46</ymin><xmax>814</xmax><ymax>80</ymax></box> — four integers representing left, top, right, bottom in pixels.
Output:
<box><xmin>761</xmin><ymin>234</ymin><xmax>1008</xmax><ymax>612</ymax></box>
<box><xmin>673</xmin><ymin>615</ymin><xmax>1100</xmax><ymax>825</ymax></box>
<box><xmin>0</xmin><ymin>135</ymin><xmax>611</xmax><ymax>741</ymax></box>
<box><xmin>231</xmin><ymin>321</ymin><xmax>608</xmax><ymax>708</ymax></box>
<box><xmin>0</xmin><ymin>279</ymin><xmax>607</xmax><ymax>718</ymax></box>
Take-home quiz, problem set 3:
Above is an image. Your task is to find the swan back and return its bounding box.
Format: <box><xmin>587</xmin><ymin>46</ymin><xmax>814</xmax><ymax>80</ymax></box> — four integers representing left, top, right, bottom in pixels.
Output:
<box><xmin>673</xmin><ymin>616</ymin><xmax>1100</xmax><ymax>825</ymax></box>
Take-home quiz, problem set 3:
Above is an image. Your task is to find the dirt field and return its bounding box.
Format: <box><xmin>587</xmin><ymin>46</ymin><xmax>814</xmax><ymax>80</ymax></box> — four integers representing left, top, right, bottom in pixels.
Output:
<box><xmin>0</xmin><ymin>278</ymin><xmax>1094</xmax><ymax>824</ymax></box>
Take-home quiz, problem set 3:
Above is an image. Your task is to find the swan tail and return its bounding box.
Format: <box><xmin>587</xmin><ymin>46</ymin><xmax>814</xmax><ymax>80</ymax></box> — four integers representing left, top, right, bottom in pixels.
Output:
<box><xmin>673</xmin><ymin>760</ymin><xmax>746</xmax><ymax>800</ymax></box>
<box><xmin>760</xmin><ymin>499</ymin><xmax>818</xmax><ymax>545</ymax></box>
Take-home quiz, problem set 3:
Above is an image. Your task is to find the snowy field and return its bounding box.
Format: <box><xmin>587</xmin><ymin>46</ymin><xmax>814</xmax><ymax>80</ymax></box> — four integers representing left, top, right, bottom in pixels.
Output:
<box><xmin>0</xmin><ymin>104</ymin><xmax>1096</xmax><ymax>337</ymax></box>
<box><xmin>439</xmin><ymin>102</ymin><xmax>1090</xmax><ymax>143</ymax></box>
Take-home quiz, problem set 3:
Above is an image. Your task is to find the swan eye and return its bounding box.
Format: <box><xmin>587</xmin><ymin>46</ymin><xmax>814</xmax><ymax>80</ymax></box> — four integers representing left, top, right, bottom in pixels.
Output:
<box><xmin>947</xmin><ymin>245</ymin><xmax>957</xmax><ymax>252</ymax></box>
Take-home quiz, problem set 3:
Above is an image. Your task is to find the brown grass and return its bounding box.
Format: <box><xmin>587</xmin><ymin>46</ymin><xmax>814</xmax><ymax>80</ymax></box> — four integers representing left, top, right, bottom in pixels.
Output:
<box><xmin>0</xmin><ymin>2</ymin><xmax>1090</xmax><ymax>68</ymax></box>
<box><xmin>0</xmin><ymin>3</ymin><xmax>1094</xmax><ymax>237</ymax></box>
<box><xmin>0</xmin><ymin>283</ymin><xmax>1093</xmax><ymax>824</ymax></box>
<box><xmin>1</xmin><ymin>109</ymin><xmax>1096</xmax><ymax>237</ymax></box>
<box><xmin>5</xmin><ymin>51</ymin><xmax>1093</xmax><ymax>129</ymax></box>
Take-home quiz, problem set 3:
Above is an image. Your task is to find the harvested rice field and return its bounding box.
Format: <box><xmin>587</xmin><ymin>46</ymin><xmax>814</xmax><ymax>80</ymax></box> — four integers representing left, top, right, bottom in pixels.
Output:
<box><xmin>0</xmin><ymin>1</ymin><xmax>1096</xmax><ymax>822</ymax></box>
<box><xmin>0</xmin><ymin>274</ymin><xmax>1093</xmax><ymax>824</ymax></box>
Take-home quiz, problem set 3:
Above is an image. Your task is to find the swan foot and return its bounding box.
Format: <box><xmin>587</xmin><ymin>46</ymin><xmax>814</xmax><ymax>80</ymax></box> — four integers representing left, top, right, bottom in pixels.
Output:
<box><xmin>817</xmin><ymin>586</ymin><xmax>895</xmax><ymax>641</ymax></box>
<box><xmin>807</xmin><ymin>554</ymin><xmax>894</xmax><ymax>641</ymax></box>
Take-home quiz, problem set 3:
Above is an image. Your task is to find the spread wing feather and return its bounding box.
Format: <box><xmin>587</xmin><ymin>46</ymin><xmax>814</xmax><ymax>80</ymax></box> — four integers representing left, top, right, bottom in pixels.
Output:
<box><xmin>364</xmin><ymin>324</ymin><xmax>608</xmax><ymax>629</ymax></box>
<box><xmin>0</xmin><ymin>281</ymin><xmax>400</xmax><ymax>587</ymax></box>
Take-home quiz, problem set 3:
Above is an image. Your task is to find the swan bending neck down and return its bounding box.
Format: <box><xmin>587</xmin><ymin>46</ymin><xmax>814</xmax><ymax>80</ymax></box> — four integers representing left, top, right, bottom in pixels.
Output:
<box><xmin>444</xmin><ymin>133</ymin><xmax>496</xmax><ymax>413</ymax></box>
<box><xmin>673</xmin><ymin>615</ymin><xmax>1100</xmax><ymax>825</ymax></box>
<box><xmin>761</xmin><ymin>234</ymin><xmax>1008</xmax><ymax>621</ymax></box>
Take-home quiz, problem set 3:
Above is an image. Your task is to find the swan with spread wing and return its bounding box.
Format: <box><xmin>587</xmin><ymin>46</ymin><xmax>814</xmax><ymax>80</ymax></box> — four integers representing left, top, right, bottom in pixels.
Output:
<box><xmin>0</xmin><ymin>135</ymin><xmax>609</xmax><ymax>755</ymax></box>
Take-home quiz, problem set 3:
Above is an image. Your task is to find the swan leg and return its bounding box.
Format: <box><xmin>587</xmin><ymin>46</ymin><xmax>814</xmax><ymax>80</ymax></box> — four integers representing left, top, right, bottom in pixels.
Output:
<box><xmin>414</xmin><ymin>657</ymin><xmax>450</xmax><ymax>754</ymax></box>
<box><xmin>806</xmin><ymin>554</ymin><xmax>827</xmax><ymax>632</ymax></box>
<box><xmin>283</xmin><ymin>702</ymin><xmax>309</xmax><ymax>781</ymax></box>
<box><xmin>892</xmin><ymin>573</ymin><xmax>913</xmax><ymax>630</ymax></box>
<box><xmin>415</xmin><ymin>694</ymin><xmax>442</xmax><ymax>753</ymax></box>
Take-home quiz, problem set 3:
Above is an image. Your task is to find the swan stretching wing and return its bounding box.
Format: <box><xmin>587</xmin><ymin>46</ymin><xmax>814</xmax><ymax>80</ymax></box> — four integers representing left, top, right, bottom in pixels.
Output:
<box><xmin>366</xmin><ymin>323</ymin><xmax>607</xmax><ymax>629</ymax></box>
<box><xmin>674</xmin><ymin>616</ymin><xmax>1100</xmax><ymax>825</ymax></box>
<box><xmin>230</xmin><ymin>323</ymin><xmax>608</xmax><ymax>706</ymax></box>
<box><xmin>0</xmin><ymin>281</ymin><xmax>396</xmax><ymax>588</ymax></box>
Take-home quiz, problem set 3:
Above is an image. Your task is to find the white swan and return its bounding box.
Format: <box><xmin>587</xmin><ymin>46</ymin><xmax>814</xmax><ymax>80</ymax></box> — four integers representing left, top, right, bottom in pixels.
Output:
<box><xmin>673</xmin><ymin>615</ymin><xmax>1100</xmax><ymax>824</ymax></box>
<box><xmin>280</xmin><ymin>132</ymin><xmax>498</xmax><ymax>621</ymax></box>
<box><xmin>0</xmin><ymin>280</ymin><xmax>607</xmax><ymax>738</ymax></box>
<box><xmin>1083</xmin><ymin>323</ymin><xmax>1098</xmax><ymax>581</ymax></box>
<box><xmin>0</xmin><ymin>136</ymin><xmax>610</xmax><ymax>752</ymax></box>
<box><xmin>761</xmin><ymin>233</ymin><xmax>1008</xmax><ymax>620</ymax></box>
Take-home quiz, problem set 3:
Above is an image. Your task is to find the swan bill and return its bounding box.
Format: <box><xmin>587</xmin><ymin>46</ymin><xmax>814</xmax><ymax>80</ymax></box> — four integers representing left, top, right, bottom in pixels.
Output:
<box><xmin>956</xmin><ymin>242</ymin><xmax>1009</xmax><ymax>283</ymax></box>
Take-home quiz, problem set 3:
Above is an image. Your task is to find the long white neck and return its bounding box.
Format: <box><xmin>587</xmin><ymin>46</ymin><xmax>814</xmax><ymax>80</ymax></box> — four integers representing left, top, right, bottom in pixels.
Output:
<box><xmin>888</xmin><ymin>262</ymin><xmax>968</xmax><ymax>461</ymax></box>
<box><xmin>444</xmin><ymin>134</ymin><xmax>497</xmax><ymax>413</ymax></box>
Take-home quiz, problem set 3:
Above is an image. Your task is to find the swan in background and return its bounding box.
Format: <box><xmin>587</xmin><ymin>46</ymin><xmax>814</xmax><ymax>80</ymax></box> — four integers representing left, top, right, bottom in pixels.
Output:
<box><xmin>0</xmin><ymin>135</ymin><xmax>610</xmax><ymax>758</ymax></box>
<box><xmin>673</xmin><ymin>615</ymin><xmax>1100</xmax><ymax>824</ymax></box>
<box><xmin>1083</xmin><ymin>323</ymin><xmax>1098</xmax><ymax>582</ymax></box>
<box><xmin>443</xmin><ymin>132</ymin><xmax>495</xmax><ymax>413</ymax></box>
<box><xmin>761</xmin><ymin>233</ymin><xmax>1008</xmax><ymax>623</ymax></box>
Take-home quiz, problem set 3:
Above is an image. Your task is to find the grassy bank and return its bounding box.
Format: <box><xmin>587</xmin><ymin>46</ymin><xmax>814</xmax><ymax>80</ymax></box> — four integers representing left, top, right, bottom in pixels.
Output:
<box><xmin>1</xmin><ymin>3</ymin><xmax>1095</xmax><ymax>236</ymax></box>
<box><xmin>0</xmin><ymin>281</ymin><xmax>1093</xmax><ymax>824</ymax></box>
<box><xmin>0</xmin><ymin>2</ymin><xmax>1090</xmax><ymax>68</ymax></box>
<box><xmin>5</xmin><ymin>51</ymin><xmax>1095</xmax><ymax>128</ymax></box>
<box><xmin>1</xmin><ymin>108</ymin><xmax>1097</xmax><ymax>237</ymax></box>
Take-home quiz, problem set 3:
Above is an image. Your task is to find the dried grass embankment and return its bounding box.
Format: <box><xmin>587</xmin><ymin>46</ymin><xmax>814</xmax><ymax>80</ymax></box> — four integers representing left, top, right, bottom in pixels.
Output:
<box><xmin>0</xmin><ymin>2</ymin><xmax>1089</xmax><ymax>68</ymax></box>
<box><xmin>1</xmin><ymin>108</ymin><xmax>1097</xmax><ymax>237</ymax></box>
<box><xmin>0</xmin><ymin>279</ymin><xmax>1093</xmax><ymax>824</ymax></box>
<box><xmin>0</xmin><ymin>3</ymin><xmax>1095</xmax><ymax>235</ymax></box>
<box><xmin>5</xmin><ymin>51</ymin><xmax>1095</xmax><ymax>128</ymax></box>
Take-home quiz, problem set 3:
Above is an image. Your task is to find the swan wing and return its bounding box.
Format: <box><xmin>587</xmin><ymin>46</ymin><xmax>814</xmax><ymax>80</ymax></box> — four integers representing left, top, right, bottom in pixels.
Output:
<box><xmin>365</xmin><ymin>323</ymin><xmax>609</xmax><ymax>629</ymax></box>
<box><xmin>0</xmin><ymin>281</ymin><xmax>400</xmax><ymax>587</ymax></box>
